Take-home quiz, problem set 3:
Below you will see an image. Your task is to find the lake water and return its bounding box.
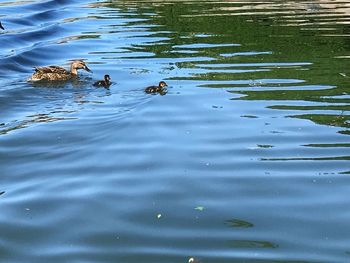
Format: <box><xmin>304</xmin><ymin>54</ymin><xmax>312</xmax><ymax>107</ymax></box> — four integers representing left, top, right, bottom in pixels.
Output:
<box><xmin>1</xmin><ymin>0</ymin><xmax>350</xmax><ymax>262</ymax></box>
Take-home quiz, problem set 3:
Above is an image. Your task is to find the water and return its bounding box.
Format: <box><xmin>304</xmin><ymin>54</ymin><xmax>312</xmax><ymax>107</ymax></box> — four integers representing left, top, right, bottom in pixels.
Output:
<box><xmin>1</xmin><ymin>0</ymin><xmax>350</xmax><ymax>262</ymax></box>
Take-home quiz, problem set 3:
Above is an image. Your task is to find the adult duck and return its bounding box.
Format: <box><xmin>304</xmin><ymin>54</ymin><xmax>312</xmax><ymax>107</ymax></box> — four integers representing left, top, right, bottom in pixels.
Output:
<box><xmin>93</xmin><ymin>74</ymin><xmax>111</xmax><ymax>88</ymax></box>
<box><xmin>28</xmin><ymin>60</ymin><xmax>92</xmax><ymax>82</ymax></box>
<box><xmin>145</xmin><ymin>81</ymin><xmax>167</xmax><ymax>94</ymax></box>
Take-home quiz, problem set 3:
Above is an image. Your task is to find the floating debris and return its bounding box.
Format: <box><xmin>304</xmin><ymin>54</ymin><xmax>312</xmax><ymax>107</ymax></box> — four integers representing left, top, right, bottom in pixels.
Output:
<box><xmin>257</xmin><ymin>144</ymin><xmax>274</xmax><ymax>148</ymax></box>
<box><xmin>188</xmin><ymin>257</ymin><xmax>201</xmax><ymax>263</ymax></box>
<box><xmin>194</xmin><ymin>206</ymin><xmax>205</xmax><ymax>211</ymax></box>
<box><xmin>212</xmin><ymin>105</ymin><xmax>223</xmax><ymax>109</ymax></box>
<box><xmin>241</xmin><ymin>115</ymin><xmax>258</xmax><ymax>119</ymax></box>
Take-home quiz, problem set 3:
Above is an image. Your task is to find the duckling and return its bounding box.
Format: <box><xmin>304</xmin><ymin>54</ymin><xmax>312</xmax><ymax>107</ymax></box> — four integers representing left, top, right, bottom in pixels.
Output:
<box><xmin>28</xmin><ymin>60</ymin><xmax>92</xmax><ymax>82</ymax></box>
<box><xmin>93</xmin><ymin>74</ymin><xmax>111</xmax><ymax>88</ymax></box>
<box><xmin>145</xmin><ymin>81</ymin><xmax>168</xmax><ymax>94</ymax></box>
<box><xmin>0</xmin><ymin>22</ymin><xmax>4</xmax><ymax>30</ymax></box>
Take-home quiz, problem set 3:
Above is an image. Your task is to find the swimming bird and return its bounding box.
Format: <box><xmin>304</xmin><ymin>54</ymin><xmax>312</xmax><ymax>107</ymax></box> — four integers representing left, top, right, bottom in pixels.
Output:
<box><xmin>28</xmin><ymin>60</ymin><xmax>92</xmax><ymax>82</ymax></box>
<box><xmin>0</xmin><ymin>22</ymin><xmax>4</xmax><ymax>30</ymax></box>
<box><xmin>93</xmin><ymin>74</ymin><xmax>111</xmax><ymax>88</ymax></box>
<box><xmin>145</xmin><ymin>81</ymin><xmax>168</xmax><ymax>94</ymax></box>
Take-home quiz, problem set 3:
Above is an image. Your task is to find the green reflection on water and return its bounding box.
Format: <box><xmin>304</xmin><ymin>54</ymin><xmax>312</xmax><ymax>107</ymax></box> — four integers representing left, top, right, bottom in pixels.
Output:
<box><xmin>100</xmin><ymin>0</ymin><xmax>350</xmax><ymax>133</ymax></box>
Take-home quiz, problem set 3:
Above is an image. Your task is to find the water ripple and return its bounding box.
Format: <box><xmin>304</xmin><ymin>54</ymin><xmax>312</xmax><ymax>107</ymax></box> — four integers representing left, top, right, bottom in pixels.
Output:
<box><xmin>1</xmin><ymin>0</ymin><xmax>350</xmax><ymax>263</ymax></box>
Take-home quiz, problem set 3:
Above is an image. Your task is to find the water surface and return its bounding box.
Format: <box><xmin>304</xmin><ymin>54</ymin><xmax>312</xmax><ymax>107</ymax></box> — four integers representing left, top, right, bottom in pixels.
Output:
<box><xmin>1</xmin><ymin>0</ymin><xmax>350</xmax><ymax>262</ymax></box>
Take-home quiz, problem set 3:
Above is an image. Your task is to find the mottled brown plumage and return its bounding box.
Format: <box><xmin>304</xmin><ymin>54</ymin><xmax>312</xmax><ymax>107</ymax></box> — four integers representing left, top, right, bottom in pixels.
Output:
<box><xmin>94</xmin><ymin>74</ymin><xmax>111</xmax><ymax>88</ymax></box>
<box><xmin>145</xmin><ymin>81</ymin><xmax>168</xmax><ymax>94</ymax></box>
<box><xmin>28</xmin><ymin>60</ymin><xmax>92</xmax><ymax>82</ymax></box>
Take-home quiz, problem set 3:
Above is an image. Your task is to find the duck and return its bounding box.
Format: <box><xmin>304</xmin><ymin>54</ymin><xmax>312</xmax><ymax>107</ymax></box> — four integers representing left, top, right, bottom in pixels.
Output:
<box><xmin>28</xmin><ymin>60</ymin><xmax>92</xmax><ymax>82</ymax></box>
<box><xmin>145</xmin><ymin>81</ymin><xmax>168</xmax><ymax>94</ymax></box>
<box><xmin>93</xmin><ymin>74</ymin><xmax>111</xmax><ymax>88</ymax></box>
<box><xmin>0</xmin><ymin>22</ymin><xmax>4</xmax><ymax>30</ymax></box>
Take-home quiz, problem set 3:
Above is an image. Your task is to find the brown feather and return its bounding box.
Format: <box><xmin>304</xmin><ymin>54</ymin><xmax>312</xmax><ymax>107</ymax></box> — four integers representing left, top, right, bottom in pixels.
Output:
<box><xmin>35</xmin><ymin>66</ymin><xmax>68</xmax><ymax>74</ymax></box>
<box><xmin>28</xmin><ymin>60</ymin><xmax>91</xmax><ymax>82</ymax></box>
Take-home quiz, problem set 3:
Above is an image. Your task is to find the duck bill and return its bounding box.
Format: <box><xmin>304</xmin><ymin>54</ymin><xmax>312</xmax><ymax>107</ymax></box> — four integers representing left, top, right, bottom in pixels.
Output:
<box><xmin>84</xmin><ymin>66</ymin><xmax>92</xmax><ymax>73</ymax></box>
<box><xmin>0</xmin><ymin>23</ymin><xmax>4</xmax><ymax>30</ymax></box>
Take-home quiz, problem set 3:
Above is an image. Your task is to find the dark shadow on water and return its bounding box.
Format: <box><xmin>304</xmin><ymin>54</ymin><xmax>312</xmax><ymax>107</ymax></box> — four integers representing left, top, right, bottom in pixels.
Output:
<box><xmin>0</xmin><ymin>76</ymin><xmax>113</xmax><ymax>135</ymax></box>
<box><xmin>0</xmin><ymin>113</ymin><xmax>77</xmax><ymax>135</ymax></box>
<box><xmin>228</xmin><ymin>239</ymin><xmax>279</xmax><ymax>249</ymax></box>
<box><xmin>225</xmin><ymin>218</ymin><xmax>254</xmax><ymax>228</ymax></box>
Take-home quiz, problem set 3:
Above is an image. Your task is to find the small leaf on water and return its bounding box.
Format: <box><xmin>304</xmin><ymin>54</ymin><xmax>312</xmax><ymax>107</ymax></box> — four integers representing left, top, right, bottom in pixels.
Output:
<box><xmin>195</xmin><ymin>206</ymin><xmax>204</xmax><ymax>211</ymax></box>
<box><xmin>188</xmin><ymin>257</ymin><xmax>201</xmax><ymax>263</ymax></box>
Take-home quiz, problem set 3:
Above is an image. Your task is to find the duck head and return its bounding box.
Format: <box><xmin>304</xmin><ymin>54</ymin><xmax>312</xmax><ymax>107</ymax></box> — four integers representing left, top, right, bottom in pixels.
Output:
<box><xmin>104</xmin><ymin>74</ymin><xmax>111</xmax><ymax>84</ymax></box>
<box><xmin>71</xmin><ymin>60</ymin><xmax>92</xmax><ymax>75</ymax></box>
<box><xmin>0</xmin><ymin>22</ymin><xmax>4</xmax><ymax>30</ymax></box>
<box><xmin>159</xmin><ymin>81</ymin><xmax>167</xmax><ymax>88</ymax></box>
